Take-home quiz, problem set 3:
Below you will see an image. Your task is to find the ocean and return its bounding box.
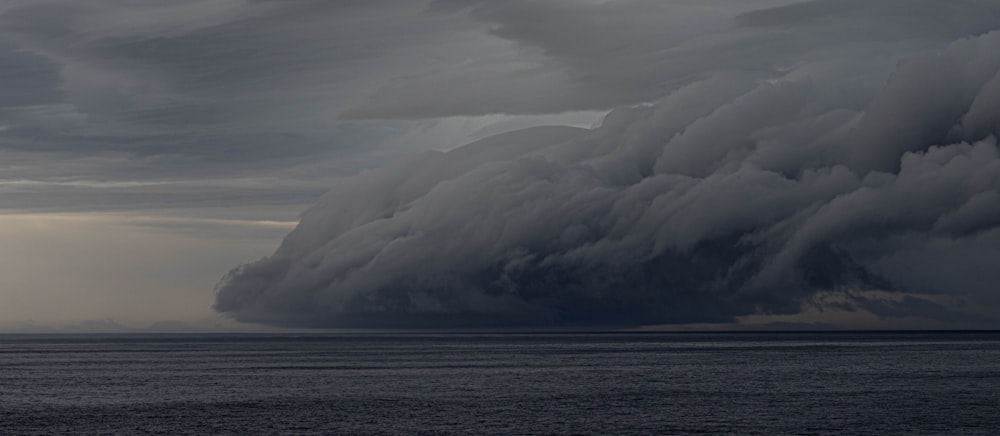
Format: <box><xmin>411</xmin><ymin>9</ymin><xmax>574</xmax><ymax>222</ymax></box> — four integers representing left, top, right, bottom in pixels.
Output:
<box><xmin>1</xmin><ymin>331</ymin><xmax>998</xmax><ymax>435</ymax></box>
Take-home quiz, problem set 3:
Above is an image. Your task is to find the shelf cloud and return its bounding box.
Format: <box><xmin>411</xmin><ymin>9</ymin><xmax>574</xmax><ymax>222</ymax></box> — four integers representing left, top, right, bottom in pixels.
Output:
<box><xmin>216</xmin><ymin>20</ymin><xmax>1000</xmax><ymax>328</ymax></box>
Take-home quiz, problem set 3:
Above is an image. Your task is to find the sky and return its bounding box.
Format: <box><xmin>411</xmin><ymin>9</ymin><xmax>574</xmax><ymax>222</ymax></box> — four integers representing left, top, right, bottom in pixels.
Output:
<box><xmin>3</xmin><ymin>0</ymin><xmax>1000</xmax><ymax>331</ymax></box>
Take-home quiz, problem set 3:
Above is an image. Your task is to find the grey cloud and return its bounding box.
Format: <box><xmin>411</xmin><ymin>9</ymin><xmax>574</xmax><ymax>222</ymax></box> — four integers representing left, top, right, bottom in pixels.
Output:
<box><xmin>4</xmin><ymin>1</ymin><xmax>1000</xmax><ymax>328</ymax></box>
<box><xmin>350</xmin><ymin>0</ymin><xmax>781</xmax><ymax>117</ymax></box>
<box><xmin>0</xmin><ymin>1</ymin><xmax>445</xmax><ymax>138</ymax></box>
<box><xmin>0</xmin><ymin>43</ymin><xmax>62</xmax><ymax>107</ymax></box>
<box><xmin>215</xmin><ymin>29</ymin><xmax>1000</xmax><ymax>328</ymax></box>
<box><xmin>0</xmin><ymin>0</ymin><xmax>508</xmax><ymax>213</ymax></box>
<box><xmin>349</xmin><ymin>0</ymin><xmax>1000</xmax><ymax>118</ymax></box>
<box><xmin>7</xmin><ymin>0</ymin><xmax>1000</xmax><ymax>216</ymax></box>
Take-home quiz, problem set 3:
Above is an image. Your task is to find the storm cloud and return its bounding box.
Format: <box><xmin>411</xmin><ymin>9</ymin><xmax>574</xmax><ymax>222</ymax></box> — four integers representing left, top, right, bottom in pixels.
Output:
<box><xmin>215</xmin><ymin>13</ymin><xmax>1000</xmax><ymax>328</ymax></box>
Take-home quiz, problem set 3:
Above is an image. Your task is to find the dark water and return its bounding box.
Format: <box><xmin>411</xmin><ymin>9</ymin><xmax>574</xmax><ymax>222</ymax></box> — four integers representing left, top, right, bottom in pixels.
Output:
<box><xmin>2</xmin><ymin>332</ymin><xmax>998</xmax><ymax>435</ymax></box>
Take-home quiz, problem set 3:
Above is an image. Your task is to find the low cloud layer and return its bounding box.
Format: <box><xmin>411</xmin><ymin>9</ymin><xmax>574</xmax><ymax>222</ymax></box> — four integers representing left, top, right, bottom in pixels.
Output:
<box><xmin>216</xmin><ymin>26</ymin><xmax>1000</xmax><ymax>328</ymax></box>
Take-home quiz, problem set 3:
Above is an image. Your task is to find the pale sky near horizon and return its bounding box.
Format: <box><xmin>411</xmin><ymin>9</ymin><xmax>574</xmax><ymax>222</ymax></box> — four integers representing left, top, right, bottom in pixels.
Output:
<box><xmin>4</xmin><ymin>0</ymin><xmax>1000</xmax><ymax>331</ymax></box>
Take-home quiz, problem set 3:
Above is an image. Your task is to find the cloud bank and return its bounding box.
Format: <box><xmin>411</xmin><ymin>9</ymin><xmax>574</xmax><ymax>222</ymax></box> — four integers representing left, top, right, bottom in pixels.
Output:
<box><xmin>216</xmin><ymin>22</ymin><xmax>1000</xmax><ymax>327</ymax></box>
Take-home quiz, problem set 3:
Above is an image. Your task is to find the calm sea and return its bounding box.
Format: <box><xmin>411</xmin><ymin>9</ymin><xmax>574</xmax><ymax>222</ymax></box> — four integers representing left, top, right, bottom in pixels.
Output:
<box><xmin>1</xmin><ymin>331</ymin><xmax>998</xmax><ymax>435</ymax></box>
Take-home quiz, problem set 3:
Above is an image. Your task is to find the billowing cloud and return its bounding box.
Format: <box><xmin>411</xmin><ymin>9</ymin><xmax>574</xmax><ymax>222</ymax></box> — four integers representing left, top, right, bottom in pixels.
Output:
<box><xmin>4</xmin><ymin>0</ymin><xmax>1000</xmax><ymax>329</ymax></box>
<box><xmin>216</xmin><ymin>28</ymin><xmax>1000</xmax><ymax>328</ymax></box>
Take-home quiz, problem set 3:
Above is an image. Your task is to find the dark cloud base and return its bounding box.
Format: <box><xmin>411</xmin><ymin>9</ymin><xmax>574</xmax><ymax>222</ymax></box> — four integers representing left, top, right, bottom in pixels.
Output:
<box><xmin>215</xmin><ymin>30</ymin><xmax>1000</xmax><ymax>329</ymax></box>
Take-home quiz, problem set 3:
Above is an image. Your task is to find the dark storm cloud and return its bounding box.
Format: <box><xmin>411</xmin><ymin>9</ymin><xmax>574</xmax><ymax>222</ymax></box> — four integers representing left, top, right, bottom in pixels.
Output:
<box><xmin>4</xmin><ymin>0</ymin><xmax>1000</xmax><ymax>328</ymax></box>
<box><xmin>215</xmin><ymin>26</ymin><xmax>1000</xmax><ymax>328</ymax></box>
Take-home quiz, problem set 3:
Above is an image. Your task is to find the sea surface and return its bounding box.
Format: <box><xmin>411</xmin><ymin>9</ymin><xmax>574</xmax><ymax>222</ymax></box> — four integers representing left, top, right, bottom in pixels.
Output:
<box><xmin>1</xmin><ymin>331</ymin><xmax>998</xmax><ymax>435</ymax></box>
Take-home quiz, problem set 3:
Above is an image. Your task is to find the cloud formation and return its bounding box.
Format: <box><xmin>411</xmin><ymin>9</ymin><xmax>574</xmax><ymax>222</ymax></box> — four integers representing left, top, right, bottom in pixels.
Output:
<box><xmin>350</xmin><ymin>0</ymin><xmax>1000</xmax><ymax>118</ymax></box>
<box><xmin>0</xmin><ymin>0</ymin><xmax>538</xmax><ymax>214</ymax></box>
<box><xmin>5</xmin><ymin>0</ymin><xmax>1000</xmax><ymax>214</ymax></box>
<box><xmin>5</xmin><ymin>1</ymin><xmax>998</xmax><ymax>329</ymax></box>
<box><xmin>216</xmin><ymin>26</ymin><xmax>1000</xmax><ymax>328</ymax></box>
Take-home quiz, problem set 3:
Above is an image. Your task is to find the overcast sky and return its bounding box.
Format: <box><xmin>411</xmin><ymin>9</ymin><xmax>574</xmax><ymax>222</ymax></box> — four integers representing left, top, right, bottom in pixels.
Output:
<box><xmin>4</xmin><ymin>0</ymin><xmax>1000</xmax><ymax>331</ymax></box>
